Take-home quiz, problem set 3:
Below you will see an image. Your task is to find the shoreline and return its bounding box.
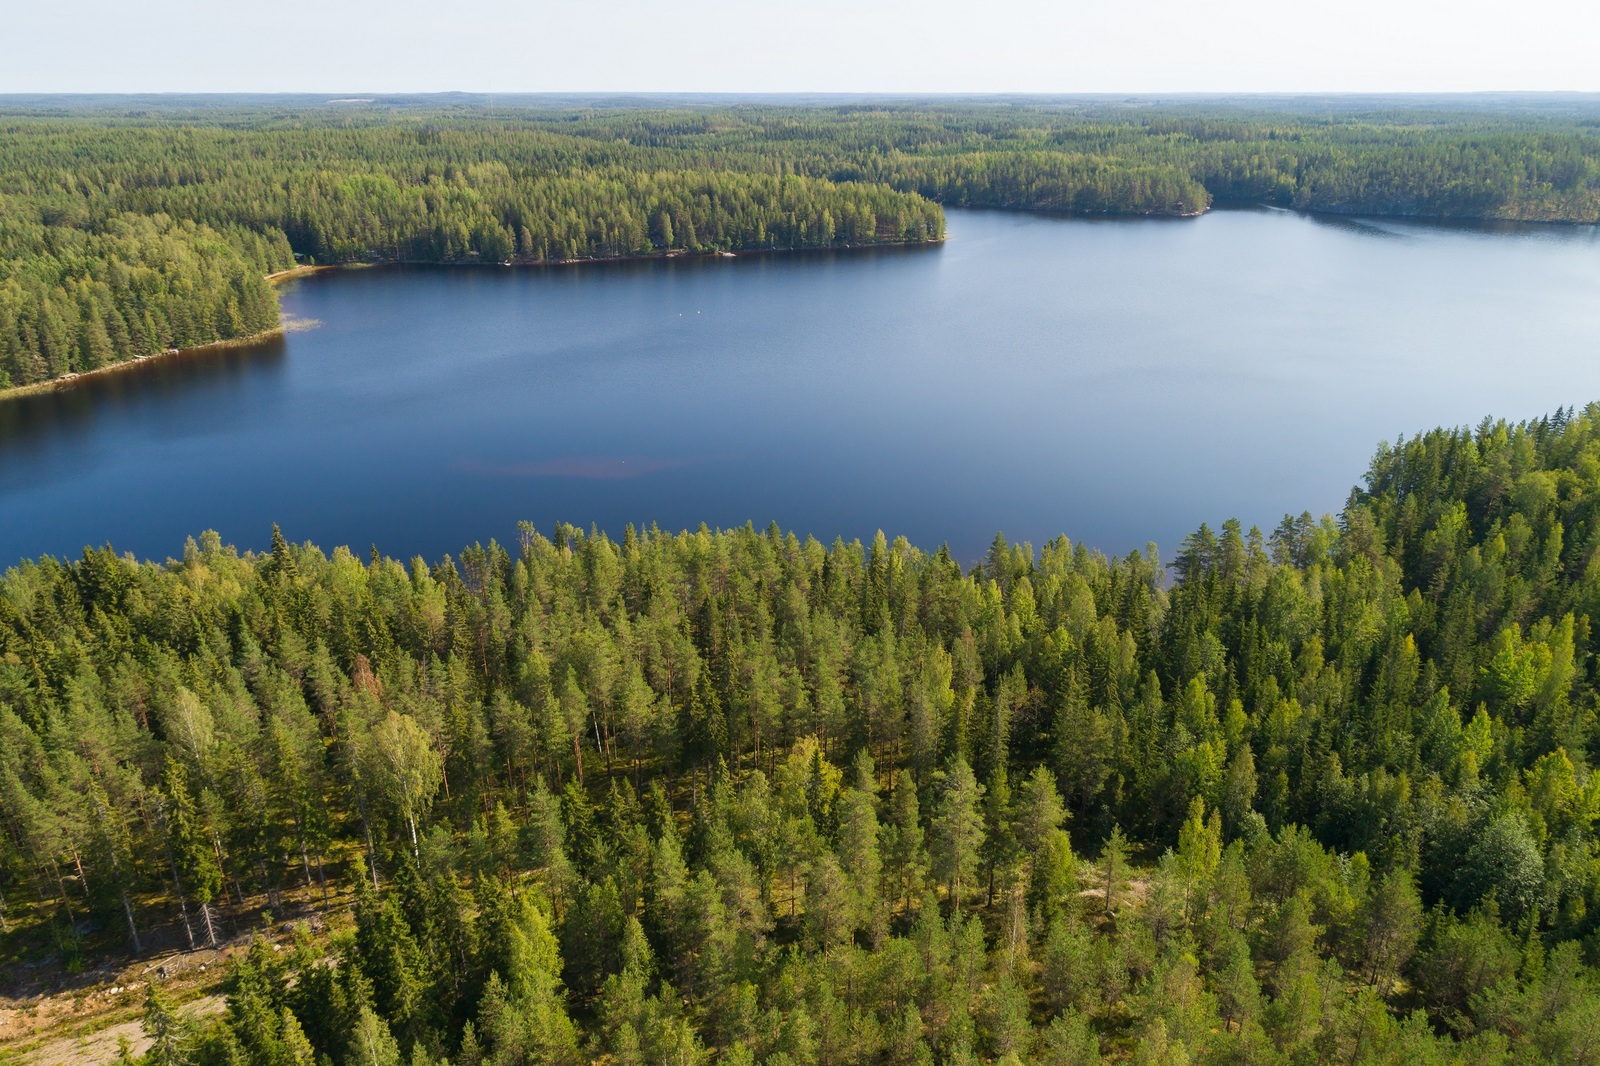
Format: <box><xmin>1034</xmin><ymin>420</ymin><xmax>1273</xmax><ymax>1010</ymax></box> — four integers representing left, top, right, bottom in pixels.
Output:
<box><xmin>0</xmin><ymin>265</ymin><xmax>340</xmax><ymax>401</ymax></box>
<box><xmin>0</xmin><ymin>327</ymin><xmax>288</xmax><ymax>402</ymax></box>
<box><xmin>281</xmin><ymin>236</ymin><xmax>948</xmax><ymax>274</ymax></box>
<box><xmin>265</xmin><ymin>263</ymin><xmax>341</xmax><ymax>283</ymax></box>
<box><xmin>0</xmin><ymin>239</ymin><xmax>945</xmax><ymax>399</ymax></box>
<box><xmin>1209</xmin><ymin>199</ymin><xmax>1600</xmax><ymax>228</ymax></box>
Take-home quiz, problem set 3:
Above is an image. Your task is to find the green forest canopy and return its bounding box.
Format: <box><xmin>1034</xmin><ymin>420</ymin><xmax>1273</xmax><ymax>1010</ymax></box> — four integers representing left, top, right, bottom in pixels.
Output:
<box><xmin>8</xmin><ymin>406</ymin><xmax>1600</xmax><ymax>1062</ymax></box>
<box><xmin>4</xmin><ymin>99</ymin><xmax>1600</xmax><ymax>388</ymax></box>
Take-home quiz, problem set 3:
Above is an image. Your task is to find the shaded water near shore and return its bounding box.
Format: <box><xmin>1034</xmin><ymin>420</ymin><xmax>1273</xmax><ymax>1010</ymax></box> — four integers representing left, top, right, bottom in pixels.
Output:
<box><xmin>4</xmin><ymin>208</ymin><xmax>1600</xmax><ymax>565</ymax></box>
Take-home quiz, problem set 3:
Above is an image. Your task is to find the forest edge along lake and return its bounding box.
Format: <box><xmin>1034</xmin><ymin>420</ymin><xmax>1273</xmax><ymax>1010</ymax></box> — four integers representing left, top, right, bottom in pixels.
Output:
<box><xmin>2</xmin><ymin>207</ymin><xmax>1599</xmax><ymax>568</ymax></box>
<box><xmin>0</xmin><ymin>241</ymin><xmax>948</xmax><ymax>403</ymax></box>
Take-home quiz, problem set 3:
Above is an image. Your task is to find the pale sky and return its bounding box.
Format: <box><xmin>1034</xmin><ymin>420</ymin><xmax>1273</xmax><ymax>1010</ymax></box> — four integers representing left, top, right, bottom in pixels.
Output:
<box><xmin>6</xmin><ymin>0</ymin><xmax>1600</xmax><ymax>95</ymax></box>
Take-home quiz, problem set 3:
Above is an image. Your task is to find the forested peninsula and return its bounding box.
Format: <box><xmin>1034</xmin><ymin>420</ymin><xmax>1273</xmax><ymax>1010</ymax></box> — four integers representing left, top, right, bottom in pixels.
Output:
<box><xmin>5</xmin><ymin>99</ymin><xmax>1600</xmax><ymax>389</ymax></box>
<box><xmin>8</xmin><ymin>409</ymin><xmax>1600</xmax><ymax>1064</ymax></box>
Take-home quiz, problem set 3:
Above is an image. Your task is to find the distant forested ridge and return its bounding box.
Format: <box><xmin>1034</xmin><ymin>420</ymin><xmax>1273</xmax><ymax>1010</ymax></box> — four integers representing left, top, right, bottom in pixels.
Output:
<box><xmin>8</xmin><ymin>407</ymin><xmax>1600</xmax><ymax>1062</ymax></box>
<box><xmin>4</xmin><ymin>100</ymin><xmax>1600</xmax><ymax>388</ymax></box>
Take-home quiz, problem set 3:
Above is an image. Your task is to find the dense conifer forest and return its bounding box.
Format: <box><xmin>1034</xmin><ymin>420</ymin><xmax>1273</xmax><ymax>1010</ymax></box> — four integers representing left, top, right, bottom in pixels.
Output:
<box><xmin>5</xmin><ymin>99</ymin><xmax>1600</xmax><ymax>388</ymax></box>
<box><xmin>7</xmin><ymin>406</ymin><xmax>1600</xmax><ymax>1063</ymax></box>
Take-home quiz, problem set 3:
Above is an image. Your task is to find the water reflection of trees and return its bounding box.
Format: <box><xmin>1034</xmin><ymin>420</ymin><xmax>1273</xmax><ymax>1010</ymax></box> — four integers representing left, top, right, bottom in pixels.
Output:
<box><xmin>0</xmin><ymin>333</ymin><xmax>288</xmax><ymax>452</ymax></box>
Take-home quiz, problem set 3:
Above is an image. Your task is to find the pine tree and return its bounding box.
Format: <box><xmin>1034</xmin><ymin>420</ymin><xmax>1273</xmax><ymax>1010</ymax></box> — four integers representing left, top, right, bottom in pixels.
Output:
<box><xmin>1016</xmin><ymin>766</ymin><xmax>1075</xmax><ymax>920</ymax></box>
<box><xmin>141</xmin><ymin>984</ymin><xmax>193</xmax><ymax>1066</ymax></box>
<box><xmin>931</xmin><ymin>756</ymin><xmax>985</xmax><ymax>912</ymax></box>
<box><xmin>883</xmin><ymin>771</ymin><xmax>928</xmax><ymax>914</ymax></box>
<box><xmin>1099</xmin><ymin>826</ymin><xmax>1128</xmax><ymax>920</ymax></box>
<box><xmin>352</xmin><ymin>883</ymin><xmax>428</xmax><ymax>1042</ymax></box>
<box><xmin>162</xmin><ymin>761</ymin><xmax>222</xmax><ymax>947</ymax></box>
<box><xmin>1361</xmin><ymin>867</ymin><xmax>1422</xmax><ymax>991</ymax></box>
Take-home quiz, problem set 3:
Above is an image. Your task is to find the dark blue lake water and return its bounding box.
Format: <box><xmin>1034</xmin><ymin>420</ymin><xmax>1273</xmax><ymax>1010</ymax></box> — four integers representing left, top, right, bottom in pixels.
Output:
<box><xmin>4</xmin><ymin>208</ymin><xmax>1600</xmax><ymax>566</ymax></box>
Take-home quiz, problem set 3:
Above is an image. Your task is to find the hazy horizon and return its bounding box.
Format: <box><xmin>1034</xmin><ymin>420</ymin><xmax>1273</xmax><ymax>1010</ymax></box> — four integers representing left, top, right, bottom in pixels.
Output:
<box><xmin>6</xmin><ymin>91</ymin><xmax>1600</xmax><ymax>118</ymax></box>
<box><xmin>8</xmin><ymin>0</ymin><xmax>1599</xmax><ymax>96</ymax></box>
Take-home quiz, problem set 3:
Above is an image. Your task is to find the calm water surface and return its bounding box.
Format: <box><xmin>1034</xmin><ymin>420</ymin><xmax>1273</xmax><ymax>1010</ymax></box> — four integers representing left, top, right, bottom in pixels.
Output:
<box><xmin>4</xmin><ymin>208</ymin><xmax>1600</xmax><ymax>565</ymax></box>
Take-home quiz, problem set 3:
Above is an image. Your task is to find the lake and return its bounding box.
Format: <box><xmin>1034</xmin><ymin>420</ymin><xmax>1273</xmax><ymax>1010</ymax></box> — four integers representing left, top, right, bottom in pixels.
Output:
<box><xmin>3</xmin><ymin>208</ymin><xmax>1600</xmax><ymax>567</ymax></box>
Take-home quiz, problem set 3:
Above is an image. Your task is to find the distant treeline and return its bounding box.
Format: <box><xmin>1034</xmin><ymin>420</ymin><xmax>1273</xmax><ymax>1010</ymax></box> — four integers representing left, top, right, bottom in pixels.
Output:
<box><xmin>4</xmin><ymin>102</ymin><xmax>1600</xmax><ymax>387</ymax></box>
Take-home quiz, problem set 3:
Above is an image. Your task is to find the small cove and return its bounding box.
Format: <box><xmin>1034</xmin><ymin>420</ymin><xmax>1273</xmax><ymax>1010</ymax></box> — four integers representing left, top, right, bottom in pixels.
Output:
<box><xmin>3</xmin><ymin>207</ymin><xmax>1600</xmax><ymax>565</ymax></box>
